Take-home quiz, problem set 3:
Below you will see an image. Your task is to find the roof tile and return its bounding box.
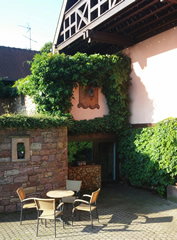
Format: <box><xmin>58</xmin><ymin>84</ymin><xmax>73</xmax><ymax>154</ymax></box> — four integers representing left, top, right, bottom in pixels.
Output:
<box><xmin>0</xmin><ymin>46</ymin><xmax>38</xmax><ymax>82</ymax></box>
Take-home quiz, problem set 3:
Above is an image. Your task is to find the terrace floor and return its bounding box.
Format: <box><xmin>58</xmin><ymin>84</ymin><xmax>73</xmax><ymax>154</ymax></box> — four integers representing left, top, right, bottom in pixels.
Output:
<box><xmin>1</xmin><ymin>184</ymin><xmax>177</xmax><ymax>240</ymax></box>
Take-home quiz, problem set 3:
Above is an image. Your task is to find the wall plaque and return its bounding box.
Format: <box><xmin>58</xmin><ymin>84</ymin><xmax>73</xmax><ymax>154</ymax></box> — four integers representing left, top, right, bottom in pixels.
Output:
<box><xmin>77</xmin><ymin>86</ymin><xmax>100</xmax><ymax>109</ymax></box>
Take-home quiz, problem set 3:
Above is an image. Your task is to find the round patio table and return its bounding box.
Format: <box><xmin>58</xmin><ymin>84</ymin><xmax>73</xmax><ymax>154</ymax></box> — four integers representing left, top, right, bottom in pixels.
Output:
<box><xmin>46</xmin><ymin>190</ymin><xmax>74</xmax><ymax>224</ymax></box>
<box><xmin>46</xmin><ymin>190</ymin><xmax>74</xmax><ymax>200</ymax></box>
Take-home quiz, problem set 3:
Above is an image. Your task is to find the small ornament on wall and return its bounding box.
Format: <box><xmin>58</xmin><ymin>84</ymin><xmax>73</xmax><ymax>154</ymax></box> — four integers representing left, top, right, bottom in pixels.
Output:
<box><xmin>77</xmin><ymin>86</ymin><xmax>100</xmax><ymax>109</ymax></box>
<box><xmin>11</xmin><ymin>137</ymin><xmax>30</xmax><ymax>162</ymax></box>
<box><xmin>17</xmin><ymin>142</ymin><xmax>25</xmax><ymax>159</ymax></box>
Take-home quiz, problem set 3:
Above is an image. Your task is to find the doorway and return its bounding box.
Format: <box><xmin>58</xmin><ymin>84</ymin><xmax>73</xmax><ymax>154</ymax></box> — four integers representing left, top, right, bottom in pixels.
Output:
<box><xmin>97</xmin><ymin>142</ymin><xmax>116</xmax><ymax>183</ymax></box>
<box><xmin>68</xmin><ymin>132</ymin><xmax>118</xmax><ymax>183</ymax></box>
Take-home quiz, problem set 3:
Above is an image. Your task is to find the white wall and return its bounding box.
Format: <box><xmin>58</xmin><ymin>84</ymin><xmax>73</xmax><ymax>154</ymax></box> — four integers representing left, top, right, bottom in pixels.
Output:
<box><xmin>124</xmin><ymin>27</ymin><xmax>177</xmax><ymax>124</ymax></box>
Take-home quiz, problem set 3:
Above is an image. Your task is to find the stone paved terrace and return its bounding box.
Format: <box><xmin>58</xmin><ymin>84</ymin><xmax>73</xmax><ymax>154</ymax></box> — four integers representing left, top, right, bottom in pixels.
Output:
<box><xmin>1</xmin><ymin>184</ymin><xmax>177</xmax><ymax>240</ymax></box>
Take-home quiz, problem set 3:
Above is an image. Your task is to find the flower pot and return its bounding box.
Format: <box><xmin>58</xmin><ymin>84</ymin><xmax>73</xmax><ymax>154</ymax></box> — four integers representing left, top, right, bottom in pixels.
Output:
<box><xmin>18</xmin><ymin>151</ymin><xmax>25</xmax><ymax>159</ymax></box>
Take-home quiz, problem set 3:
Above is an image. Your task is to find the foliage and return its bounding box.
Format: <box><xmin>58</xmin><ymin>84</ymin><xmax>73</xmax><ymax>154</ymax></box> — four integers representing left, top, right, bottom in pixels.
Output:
<box><xmin>14</xmin><ymin>52</ymin><xmax>131</xmax><ymax>134</ymax></box>
<box><xmin>14</xmin><ymin>53</ymin><xmax>77</xmax><ymax>115</ymax></box>
<box><xmin>0</xmin><ymin>113</ymin><xmax>72</xmax><ymax>129</ymax></box>
<box><xmin>68</xmin><ymin>141</ymin><xmax>92</xmax><ymax>162</ymax></box>
<box><xmin>0</xmin><ymin>79</ymin><xmax>17</xmax><ymax>98</ymax></box>
<box><xmin>118</xmin><ymin>118</ymin><xmax>177</xmax><ymax>195</ymax></box>
<box><xmin>40</xmin><ymin>42</ymin><xmax>52</xmax><ymax>54</ymax></box>
<box><xmin>17</xmin><ymin>143</ymin><xmax>25</xmax><ymax>152</ymax></box>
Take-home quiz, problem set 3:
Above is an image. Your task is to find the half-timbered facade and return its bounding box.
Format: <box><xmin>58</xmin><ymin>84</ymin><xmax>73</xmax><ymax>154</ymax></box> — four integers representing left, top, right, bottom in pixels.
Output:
<box><xmin>53</xmin><ymin>0</ymin><xmax>177</xmax><ymax>125</ymax></box>
<box><xmin>53</xmin><ymin>0</ymin><xmax>177</xmax><ymax>55</ymax></box>
<box><xmin>53</xmin><ymin>0</ymin><xmax>177</xmax><ymax>183</ymax></box>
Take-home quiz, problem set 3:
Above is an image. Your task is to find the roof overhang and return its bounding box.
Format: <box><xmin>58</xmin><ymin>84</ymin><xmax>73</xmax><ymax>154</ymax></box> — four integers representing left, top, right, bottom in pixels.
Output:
<box><xmin>53</xmin><ymin>0</ymin><xmax>177</xmax><ymax>55</ymax></box>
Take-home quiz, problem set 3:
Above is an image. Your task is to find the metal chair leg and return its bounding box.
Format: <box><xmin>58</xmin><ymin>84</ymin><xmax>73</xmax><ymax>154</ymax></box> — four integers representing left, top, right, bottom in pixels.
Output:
<box><xmin>36</xmin><ymin>217</ymin><xmax>39</xmax><ymax>237</ymax></box>
<box><xmin>72</xmin><ymin>210</ymin><xmax>74</xmax><ymax>226</ymax></box>
<box><xmin>20</xmin><ymin>205</ymin><xmax>23</xmax><ymax>225</ymax></box>
<box><xmin>54</xmin><ymin>218</ymin><xmax>56</xmax><ymax>238</ymax></box>
<box><xmin>96</xmin><ymin>208</ymin><xmax>99</xmax><ymax>222</ymax></box>
<box><xmin>90</xmin><ymin>211</ymin><xmax>93</xmax><ymax>229</ymax></box>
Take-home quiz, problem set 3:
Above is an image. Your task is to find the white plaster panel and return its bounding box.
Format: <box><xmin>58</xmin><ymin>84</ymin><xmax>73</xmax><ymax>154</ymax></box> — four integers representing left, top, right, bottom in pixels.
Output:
<box><xmin>124</xmin><ymin>27</ymin><xmax>177</xmax><ymax>124</ymax></box>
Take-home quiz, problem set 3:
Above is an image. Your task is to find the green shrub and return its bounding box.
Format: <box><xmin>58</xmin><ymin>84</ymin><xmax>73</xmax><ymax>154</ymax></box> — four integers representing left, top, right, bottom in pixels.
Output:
<box><xmin>119</xmin><ymin>118</ymin><xmax>177</xmax><ymax>195</ymax></box>
<box><xmin>0</xmin><ymin>113</ymin><xmax>72</xmax><ymax>129</ymax></box>
<box><xmin>68</xmin><ymin>141</ymin><xmax>92</xmax><ymax>162</ymax></box>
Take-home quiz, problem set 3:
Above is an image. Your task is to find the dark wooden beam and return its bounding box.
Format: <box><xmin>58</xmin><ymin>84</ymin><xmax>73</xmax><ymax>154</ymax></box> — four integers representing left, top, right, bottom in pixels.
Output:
<box><xmin>83</xmin><ymin>30</ymin><xmax>134</xmax><ymax>46</ymax></box>
<box><xmin>137</xmin><ymin>15</ymin><xmax>177</xmax><ymax>40</ymax></box>
<box><xmin>131</xmin><ymin>123</ymin><xmax>155</xmax><ymax>129</ymax></box>
<box><xmin>117</xmin><ymin>1</ymin><xmax>173</xmax><ymax>33</ymax></box>
<box><xmin>104</xmin><ymin>0</ymin><xmax>158</xmax><ymax>32</ymax></box>
<box><xmin>68</xmin><ymin>132</ymin><xmax>118</xmax><ymax>142</ymax></box>
<box><xmin>160</xmin><ymin>0</ymin><xmax>177</xmax><ymax>3</ymax></box>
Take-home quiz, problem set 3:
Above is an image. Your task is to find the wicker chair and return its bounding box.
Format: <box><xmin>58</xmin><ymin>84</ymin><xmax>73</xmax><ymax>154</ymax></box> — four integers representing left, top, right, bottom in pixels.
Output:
<box><xmin>72</xmin><ymin>188</ymin><xmax>100</xmax><ymax>228</ymax></box>
<box><xmin>35</xmin><ymin>198</ymin><xmax>64</xmax><ymax>238</ymax></box>
<box><xmin>62</xmin><ymin>180</ymin><xmax>82</xmax><ymax>206</ymax></box>
<box><xmin>16</xmin><ymin>186</ymin><xmax>37</xmax><ymax>225</ymax></box>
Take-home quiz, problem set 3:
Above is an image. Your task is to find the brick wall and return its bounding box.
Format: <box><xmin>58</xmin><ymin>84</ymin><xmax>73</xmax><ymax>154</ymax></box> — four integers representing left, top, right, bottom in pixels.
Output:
<box><xmin>0</xmin><ymin>127</ymin><xmax>68</xmax><ymax>212</ymax></box>
<box><xmin>68</xmin><ymin>165</ymin><xmax>101</xmax><ymax>191</ymax></box>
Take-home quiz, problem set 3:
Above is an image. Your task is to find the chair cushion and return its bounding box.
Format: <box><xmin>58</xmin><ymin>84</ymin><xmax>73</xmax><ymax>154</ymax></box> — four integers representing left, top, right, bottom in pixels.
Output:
<box><xmin>75</xmin><ymin>204</ymin><xmax>97</xmax><ymax>212</ymax></box>
<box><xmin>22</xmin><ymin>202</ymin><xmax>36</xmax><ymax>209</ymax></box>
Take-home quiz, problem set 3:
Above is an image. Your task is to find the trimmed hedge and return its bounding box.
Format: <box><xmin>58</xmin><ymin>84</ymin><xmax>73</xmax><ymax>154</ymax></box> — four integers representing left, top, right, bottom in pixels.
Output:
<box><xmin>118</xmin><ymin>118</ymin><xmax>177</xmax><ymax>195</ymax></box>
<box><xmin>0</xmin><ymin>114</ymin><xmax>72</xmax><ymax>129</ymax></box>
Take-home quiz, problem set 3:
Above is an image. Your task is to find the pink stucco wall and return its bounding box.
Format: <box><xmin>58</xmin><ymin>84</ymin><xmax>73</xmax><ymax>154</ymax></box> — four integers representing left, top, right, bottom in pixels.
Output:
<box><xmin>70</xmin><ymin>86</ymin><xmax>109</xmax><ymax>120</ymax></box>
<box><xmin>124</xmin><ymin>27</ymin><xmax>177</xmax><ymax>124</ymax></box>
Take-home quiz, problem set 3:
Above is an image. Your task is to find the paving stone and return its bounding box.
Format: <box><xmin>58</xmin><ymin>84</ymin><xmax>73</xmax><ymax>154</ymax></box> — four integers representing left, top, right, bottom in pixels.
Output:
<box><xmin>1</xmin><ymin>184</ymin><xmax>177</xmax><ymax>239</ymax></box>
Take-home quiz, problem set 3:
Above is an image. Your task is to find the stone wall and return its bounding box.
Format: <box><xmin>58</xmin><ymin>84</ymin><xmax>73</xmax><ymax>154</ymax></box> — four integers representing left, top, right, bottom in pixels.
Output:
<box><xmin>0</xmin><ymin>98</ymin><xmax>11</xmax><ymax>114</ymax></box>
<box><xmin>68</xmin><ymin>165</ymin><xmax>101</xmax><ymax>191</ymax></box>
<box><xmin>0</xmin><ymin>127</ymin><xmax>68</xmax><ymax>212</ymax></box>
<box><xmin>0</xmin><ymin>95</ymin><xmax>37</xmax><ymax>116</ymax></box>
<box><xmin>11</xmin><ymin>95</ymin><xmax>37</xmax><ymax>115</ymax></box>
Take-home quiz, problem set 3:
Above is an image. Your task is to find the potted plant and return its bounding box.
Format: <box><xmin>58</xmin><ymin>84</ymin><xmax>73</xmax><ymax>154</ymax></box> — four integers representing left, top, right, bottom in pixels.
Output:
<box><xmin>17</xmin><ymin>143</ymin><xmax>25</xmax><ymax>159</ymax></box>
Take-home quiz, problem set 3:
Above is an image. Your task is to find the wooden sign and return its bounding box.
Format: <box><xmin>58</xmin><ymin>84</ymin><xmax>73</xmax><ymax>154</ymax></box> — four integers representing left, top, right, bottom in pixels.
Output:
<box><xmin>77</xmin><ymin>86</ymin><xmax>100</xmax><ymax>109</ymax></box>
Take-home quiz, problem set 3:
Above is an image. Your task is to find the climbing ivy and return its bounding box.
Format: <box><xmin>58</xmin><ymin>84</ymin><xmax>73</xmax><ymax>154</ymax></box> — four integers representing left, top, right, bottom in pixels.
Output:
<box><xmin>119</xmin><ymin>118</ymin><xmax>177</xmax><ymax>195</ymax></box>
<box><xmin>14</xmin><ymin>52</ymin><xmax>131</xmax><ymax>135</ymax></box>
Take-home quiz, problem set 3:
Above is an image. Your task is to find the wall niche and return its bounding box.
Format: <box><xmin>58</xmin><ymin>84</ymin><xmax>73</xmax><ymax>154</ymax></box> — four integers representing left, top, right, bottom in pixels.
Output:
<box><xmin>11</xmin><ymin>136</ymin><xmax>30</xmax><ymax>162</ymax></box>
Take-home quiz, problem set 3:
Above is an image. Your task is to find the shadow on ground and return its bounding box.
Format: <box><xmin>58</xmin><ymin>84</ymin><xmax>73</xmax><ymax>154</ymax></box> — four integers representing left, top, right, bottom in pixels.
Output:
<box><xmin>1</xmin><ymin>183</ymin><xmax>177</xmax><ymax>239</ymax></box>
